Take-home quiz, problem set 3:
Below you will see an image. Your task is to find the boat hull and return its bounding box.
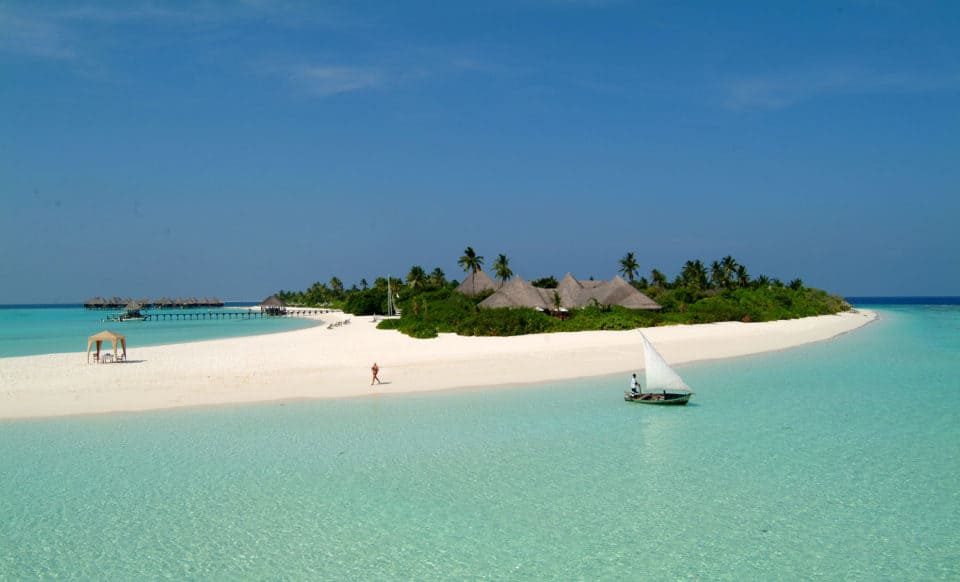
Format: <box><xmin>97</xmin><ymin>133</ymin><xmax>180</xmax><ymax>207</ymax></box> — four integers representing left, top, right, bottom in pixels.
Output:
<box><xmin>624</xmin><ymin>391</ymin><xmax>692</xmax><ymax>405</ymax></box>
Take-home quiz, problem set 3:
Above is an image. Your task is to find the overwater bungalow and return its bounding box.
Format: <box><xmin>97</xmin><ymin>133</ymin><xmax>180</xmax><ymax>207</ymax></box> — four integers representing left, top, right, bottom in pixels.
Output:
<box><xmin>122</xmin><ymin>301</ymin><xmax>145</xmax><ymax>320</ymax></box>
<box><xmin>83</xmin><ymin>295</ymin><xmax>223</xmax><ymax>310</ymax></box>
<box><xmin>260</xmin><ymin>295</ymin><xmax>287</xmax><ymax>316</ymax></box>
<box><xmin>83</xmin><ymin>296</ymin><xmax>107</xmax><ymax>309</ymax></box>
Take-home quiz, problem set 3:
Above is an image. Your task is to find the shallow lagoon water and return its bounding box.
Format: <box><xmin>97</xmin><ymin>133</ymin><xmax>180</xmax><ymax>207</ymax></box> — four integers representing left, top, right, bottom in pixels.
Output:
<box><xmin>1</xmin><ymin>304</ymin><xmax>958</xmax><ymax>579</ymax></box>
<box><xmin>0</xmin><ymin>304</ymin><xmax>317</xmax><ymax>358</ymax></box>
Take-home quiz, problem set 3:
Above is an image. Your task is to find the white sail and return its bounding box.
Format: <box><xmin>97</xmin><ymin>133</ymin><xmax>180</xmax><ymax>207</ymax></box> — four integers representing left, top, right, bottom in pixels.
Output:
<box><xmin>640</xmin><ymin>333</ymin><xmax>691</xmax><ymax>392</ymax></box>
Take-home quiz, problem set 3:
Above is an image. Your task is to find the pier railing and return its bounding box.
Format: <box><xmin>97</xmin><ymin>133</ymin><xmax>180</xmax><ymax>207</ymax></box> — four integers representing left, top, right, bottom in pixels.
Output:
<box><xmin>101</xmin><ymin>308</ymin><xmax>331</xmax><ymax>323</ymax></box>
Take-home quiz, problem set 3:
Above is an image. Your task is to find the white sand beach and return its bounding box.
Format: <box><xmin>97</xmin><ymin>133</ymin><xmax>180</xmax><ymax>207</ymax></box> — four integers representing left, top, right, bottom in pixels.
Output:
<box><xmin>0</xmin><ymin>309</ymin><xmax>876</xmax><ymax>420</ymax></box>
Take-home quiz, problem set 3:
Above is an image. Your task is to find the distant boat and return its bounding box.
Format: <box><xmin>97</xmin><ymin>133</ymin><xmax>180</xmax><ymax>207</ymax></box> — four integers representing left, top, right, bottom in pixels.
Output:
<box><xmin>624</xmin><ymin>332</ymin><xmax>694</xmax><ymax>405</ymax></box>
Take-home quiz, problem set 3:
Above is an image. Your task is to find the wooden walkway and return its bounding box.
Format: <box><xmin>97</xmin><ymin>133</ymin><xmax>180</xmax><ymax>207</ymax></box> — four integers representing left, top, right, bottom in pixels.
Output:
<box><xmin>102</xmin><ymin>309</ymin><xmax>330</xmax><ymax>322</ymax></box>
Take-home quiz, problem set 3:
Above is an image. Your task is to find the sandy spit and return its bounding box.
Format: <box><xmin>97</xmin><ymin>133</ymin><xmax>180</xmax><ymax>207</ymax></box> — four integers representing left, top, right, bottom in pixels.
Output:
<box><xmin>0</xmin><ymin>309</ymin><xmax>876</xmax><ymax>420</ymax></box>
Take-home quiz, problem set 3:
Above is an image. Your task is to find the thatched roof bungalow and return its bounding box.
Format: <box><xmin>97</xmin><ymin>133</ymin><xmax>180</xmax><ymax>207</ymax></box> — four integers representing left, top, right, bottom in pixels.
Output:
<box><xmin>83</xmin><ymin>296</ymin><xmax>107</xmax><ymax>309</ymax></box>
<box><xmin>260</xmin><ymin>295</ymin><xmax>287</xmax><ymax>315</ymax></box>
<box><xmin>479</xmin><ymin>273</ymin><xmax>661</xmax><ymax>312</ymax></box>
<box><xmin>477</xmin><ymin>276</ymin><xmax>551</xmax><ymax>309</ymax></box>
<box><xmin>455</xmin><ymin>270</ymin><xmax>498</xmax><ymax>296</ymax></box>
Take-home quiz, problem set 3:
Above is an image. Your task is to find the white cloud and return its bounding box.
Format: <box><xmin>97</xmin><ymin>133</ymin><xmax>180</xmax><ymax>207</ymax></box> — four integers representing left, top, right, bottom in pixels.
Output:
<box><xmin>0</xmin><ymin>7</ymin><xmax>75</xmax><ymax>59</ymax></box>
<box><xmin>723</xmin><ymin>67</ymin><xmax>960</xmax><ymax>110</ymax></box>
<box><xmin>286</xmin><ymin>65</ymin><xmax>385</xmax><ymax>96</ymax></box>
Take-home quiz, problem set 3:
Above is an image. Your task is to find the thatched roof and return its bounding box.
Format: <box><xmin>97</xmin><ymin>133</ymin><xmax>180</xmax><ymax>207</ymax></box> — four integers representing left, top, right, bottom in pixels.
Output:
<box><xmin>125</xmin><ymin>301</ymin><xmax>142</xmax><ymax>311</ymax></box>
<box><xmin>260</xmin><ymin>295</ymin><xmax>286</xmax><ymax>307</ymax></box>
<box><xmin>479</xmin><ymin>273</ymin><xmax>661</xmax><ymax>311</ymax></box>
<box><xmin>478</xmin><ymin>276</ymin><xmax>550</xmax><ymax>309</ymax></box>
<box><xmin>556</xmin><ymin>273</ymin><xmax>584</xmax><ymax>307</ymax></box>
<box><xmin>596</xmin><ymin>276</ymin><xmax>662</xmax><ymax>310</ymax></box>
<box><xmin>455</xmin><ymin>270</ymin><xmax>498</xmax><ymax>296</ymax></box>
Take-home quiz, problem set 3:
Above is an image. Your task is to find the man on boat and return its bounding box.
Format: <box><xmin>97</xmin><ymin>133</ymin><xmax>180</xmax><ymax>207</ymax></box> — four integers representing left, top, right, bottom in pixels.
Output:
<box><xmin>630</xmin><ymin>373</ymin><xmax>641</xmax><ymax>396</ymax></box>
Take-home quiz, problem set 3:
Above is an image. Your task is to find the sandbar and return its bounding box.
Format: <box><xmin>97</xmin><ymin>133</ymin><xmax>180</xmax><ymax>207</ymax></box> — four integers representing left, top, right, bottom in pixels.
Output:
<box><xmin>0</xmin><ymin>309</ymin><xmax>877</xmax><ymax>420</ymax></box>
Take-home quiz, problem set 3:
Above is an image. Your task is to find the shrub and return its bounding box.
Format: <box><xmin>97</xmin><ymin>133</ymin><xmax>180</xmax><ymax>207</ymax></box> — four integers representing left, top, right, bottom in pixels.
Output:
<box><xmin>377</xmin><ymin>281</ymin><xmax>848</xmax><ymax>338</ymax></box>
<box><xmin>376</xmin><ymin>318</ymin><xmax>401</xmax><ymax>330</ymax></box>
<box><xmin>404</xmin><ymin>321</ymin><xmax>439</xmax><ymax>339</ymax></box>
<box><xmin>344</xmin><ymin>288</ymin><xmax>387</xmax><ymax>316</ymax></box>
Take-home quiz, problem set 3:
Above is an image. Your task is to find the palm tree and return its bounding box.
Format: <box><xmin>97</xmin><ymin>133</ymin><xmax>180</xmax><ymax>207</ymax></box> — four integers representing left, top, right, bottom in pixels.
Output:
<box><xmin>754</xmin><ymin>274</ymin><xmax>770</xmax><ymax>289</ymax></box>
<box><xmin>493</xmin><ymin>254</ymin><xmax>513</xmax><ymax>287</ymax></box>
<box><xmin>788</xmin><ymin>278</ymin><xmax>804</xmax><ymax>291</ymax></box>
<box><xmin>359</xmin><ymin>278</ymin><xmax>368</xmax><ymax>291</ymax></box>
<box><xmin>721</xmin><ymin>255</ymin><xmax>738</xmax><ymax>287</ymax></box>
<box><xmin>457</xmin><ymin>246</ymin><xmax>484</xmax><ymax>274</ymax></box>
<box><xmin>650</xmin><ymin>269</ymin><xmax>667</xmax><ymax>288</ymax></box>
<box><xmin>429</xmin><ymin>268</ymin><xmax>446</xmax><ymax>288</ymax></box>
<box><xmin>618</xmin><ymin>252</ymin><xmax>640</xmax><ymax>282</ymax></box>
<box><xmin>710</xmin><ymin>260</ymin><xmax>726</xmax><ymax>289</ymax></box>
<box><xmin>735</xmin><ymin>265</ymin><xmax>750</xmax><ymax>288</ymax></box>
<box><xmin>406</xmin><ymin>265</ymin><xmax>427</xmax><ymax>291</ymax></box>
<box><xmin>681</xmin><ymin>260</ymin><xmax>708</xmax><ymax>290</ymax></box>
<box><xmin>329</xmin><ymin>277</ymin><xmax>344</xmax><ymax>298</ymax></box>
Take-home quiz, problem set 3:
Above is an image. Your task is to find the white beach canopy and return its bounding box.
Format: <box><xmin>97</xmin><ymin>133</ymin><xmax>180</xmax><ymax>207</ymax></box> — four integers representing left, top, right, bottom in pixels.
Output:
<box><xmin>86</xmin><ymin>330</ymin><xmax>127</xmax><ymax>363</ymax></box>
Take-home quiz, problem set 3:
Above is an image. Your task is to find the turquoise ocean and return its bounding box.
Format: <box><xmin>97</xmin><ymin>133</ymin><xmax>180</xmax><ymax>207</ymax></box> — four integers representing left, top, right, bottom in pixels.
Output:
<box><xmin>0</xmin><ymin>304</ymin><xmax>318</xmax><ymax>358</ymax></box>
<box><xmin>1</xmin><ymin>300</ymin><xmax>958</xmax><ymax>579</ymax></box>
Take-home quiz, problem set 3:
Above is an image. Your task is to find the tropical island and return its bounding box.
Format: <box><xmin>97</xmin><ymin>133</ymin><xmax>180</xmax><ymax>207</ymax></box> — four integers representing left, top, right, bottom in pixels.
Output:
<box><xmin>275</xmin><ymin>247</ymin><xmax>850</xmax><ymax>338</ymax></box>
<box><xmin>0</xmin><ymin>247</ymin><xmax>870</xmax><ymax>420</ymax></box>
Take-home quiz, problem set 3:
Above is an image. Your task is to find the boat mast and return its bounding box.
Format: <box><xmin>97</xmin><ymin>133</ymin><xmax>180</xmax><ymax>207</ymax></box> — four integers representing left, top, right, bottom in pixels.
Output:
<box><xmin>387</xmin><ymin>276</ymin><xmax>393</xmax><ymax>317</ymax></box>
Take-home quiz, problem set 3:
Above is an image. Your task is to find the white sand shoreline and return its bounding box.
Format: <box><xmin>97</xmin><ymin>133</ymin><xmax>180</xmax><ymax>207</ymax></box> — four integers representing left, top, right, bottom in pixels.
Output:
<box><xmin>0</xmin><ymin>309</ymin><xmax>877</xmax><ymax>421</ymax></box>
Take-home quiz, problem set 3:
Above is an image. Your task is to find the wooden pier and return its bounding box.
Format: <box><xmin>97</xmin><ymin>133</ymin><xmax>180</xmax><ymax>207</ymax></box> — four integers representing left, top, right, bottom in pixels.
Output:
<box><xmin>102</xmin><ymin>308</ymin><xmax>330</xmax><ymax>323</ymax></box>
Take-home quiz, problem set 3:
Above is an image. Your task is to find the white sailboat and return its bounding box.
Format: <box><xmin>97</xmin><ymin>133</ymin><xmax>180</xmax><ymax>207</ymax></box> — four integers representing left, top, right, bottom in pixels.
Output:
<box><xmin>624</xmin><ymin>332</ymin><xmax>694</xmax><ymax>405</ymax></box>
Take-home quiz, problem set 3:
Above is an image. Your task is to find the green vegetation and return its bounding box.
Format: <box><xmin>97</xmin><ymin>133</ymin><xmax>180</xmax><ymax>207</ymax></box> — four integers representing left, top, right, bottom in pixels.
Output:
<box><xmin>457</xmin><ymin>246</ymin><xmax>484</xmax><ymax>274</ymax></box>
<box><xmin>492</xmin><ymin>253</ymin><xmax>513</xmax><ymax>287</ymax></box>
<box><xmin>530</xmin><ymin>276</ymin><xmax>559</xmax><ymax>288</ymax></box>
<box><xmin>274</xmin><ymin>250</ymin><xmax>850</xmax><ymax>339</ymax></box>
<box><xmin>618</xmin><ymin>251</ymin><xmax>640</xmax><ymax>282</ymax></box>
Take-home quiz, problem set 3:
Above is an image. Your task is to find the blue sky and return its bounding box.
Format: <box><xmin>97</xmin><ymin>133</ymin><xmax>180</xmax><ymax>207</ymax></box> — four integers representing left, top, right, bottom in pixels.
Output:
<box><xmin>1</xmin><ymin>1</ymin><xmax>958</xmax><ymax>303</ymax></box>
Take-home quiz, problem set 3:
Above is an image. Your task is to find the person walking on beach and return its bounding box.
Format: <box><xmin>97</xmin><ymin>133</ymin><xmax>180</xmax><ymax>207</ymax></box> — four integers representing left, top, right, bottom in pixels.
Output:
<box><xmin>371</xmin><ymin>362</ymin><xmax>381</xmax><ymax>385</ymax></box>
